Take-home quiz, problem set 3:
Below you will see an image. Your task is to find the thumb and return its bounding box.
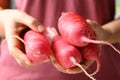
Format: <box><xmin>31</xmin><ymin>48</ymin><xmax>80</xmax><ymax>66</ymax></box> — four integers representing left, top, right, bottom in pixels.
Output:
<box><xmin>86</xmin><ymin>19</ymin><xmax>105</xmax><ymax>40</ymax></box>
<box><xmin>15</xmin><ymin>11</ymin><xmax>45</xmax><ymax>32</ymax></box>
<box><xmin>86</xmin><ymin>19</ymin><xmax>100</xmax><ymax>33</ymax></box>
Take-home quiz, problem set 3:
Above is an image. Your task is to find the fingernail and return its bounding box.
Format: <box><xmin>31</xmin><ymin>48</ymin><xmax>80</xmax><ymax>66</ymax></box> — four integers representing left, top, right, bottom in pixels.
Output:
<box><xmin>38</xmin><ymin>25</ymin><xmax>45</xmax><ymax>32</ymax></box>
<box><xmin>25</xmin><ymin>61</ymin><xmax>31</xmax><ymax>65</ymax></box>
<box><xmin>86</xmin><ymin>19</ymin><xmax>91</xmax><ymax>23</ymax></box>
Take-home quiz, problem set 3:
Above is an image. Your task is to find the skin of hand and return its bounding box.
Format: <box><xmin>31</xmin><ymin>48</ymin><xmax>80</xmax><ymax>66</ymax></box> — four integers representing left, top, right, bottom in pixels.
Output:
<box><xmin>87</xmin><ymin>19</ymin><xmax>120</xmax><ymax>43</ymax></box>
<box><xmin>49</xmin><ymin>51</ymin><xmax>94</xmax><ymax>74</ymax></box>
<box><xmin>0</xmin><ymin>9</ymin><xmax>45</xmax><ymax>67</ymax></box>
<box><xmin>86</xmin><ymin>19</ymin><xmax>110</xmax><ymax>41</ymax></box>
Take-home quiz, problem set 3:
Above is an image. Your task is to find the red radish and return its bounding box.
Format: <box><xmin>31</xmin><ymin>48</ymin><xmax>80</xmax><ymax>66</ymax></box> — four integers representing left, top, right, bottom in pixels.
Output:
<box><xmin>80</xmin><ymin>43</ymin><xmax>100</xmax><ymax>76</ymax></box>
<box><xmin>14</xmin><ymin>30</ymin><xmax>51</xmax><ymax>62</ymax></box>
<box><xmin>58</xmin><ymin>12</ymin><xmax>94</xmax><ymax>47</ymax></box>
<box><xmin>58</xmin><ymin>12</ymin><xmax>120</xmax><ymax>54</ymax></box>
<box><xmin>52</xmin><ymin>36</ymin><xmax>81</xmax><ymax>68</ymax></box>
<box><xmin>23</xmin><ymin>30</ymin><xmax>51</xmax><ymax>62</ymax></box>
<box><xmin>47</xmin><ymin>27</ymin><xmax>96</xmax><ymax>80</ymax></box>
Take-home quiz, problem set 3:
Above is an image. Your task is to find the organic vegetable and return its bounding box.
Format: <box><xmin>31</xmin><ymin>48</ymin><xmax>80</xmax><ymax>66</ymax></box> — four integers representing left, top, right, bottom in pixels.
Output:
<box><xmin>52</xmin><ymin>36</ymin><xmax>81</xmax><ymax>68</ymax></box>
<box><xmin>47</xmin><ymin>27</ymin><xmax>96</xmax><ymax>80</ymax></box>
<box><xmin>23</xmin><ymin>30</ymin><xmax>50</xmax><ymax>62</ymax></box>
<box><xmin>58</xmin><ymin>12</ymin><xmax>94</xmax><ymax>47</ymax></box>
<box><xmin>80</xmin><ymin>43</ymin><xmax>100</xmax><ymax>76</ymax></box>
<box><xmin>47</xmin><ymin>27</ymin><xmax>81</xmax><ymax>68</ymax></box>
<box><xmin>58</xmin><ymin>12</ymin><xmax>120</xmax><ymax>54</ymax></box>
<box><xmin>14</xmin><ymin>30</ymin><xmax>50</xmax><ymax>62</ymax></box>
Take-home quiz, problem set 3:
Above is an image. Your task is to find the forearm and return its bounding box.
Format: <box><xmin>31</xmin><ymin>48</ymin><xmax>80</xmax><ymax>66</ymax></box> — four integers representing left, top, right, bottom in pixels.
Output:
<box><xmin>102</xmin><ymin>18</ymin><xmax>120</xmax><ymax>43</ymax></box>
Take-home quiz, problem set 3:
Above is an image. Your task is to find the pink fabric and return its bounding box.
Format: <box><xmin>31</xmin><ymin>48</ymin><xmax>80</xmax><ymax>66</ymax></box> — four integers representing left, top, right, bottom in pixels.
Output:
<box><xmin>15</xmin><ymin>0</ymin><xmax>115</xmax><ymax>28</ymax></box>
<box><xmin>0</xmin><ymin>0</ymin><xmax>120</xmax><ymax>80</ymax></box>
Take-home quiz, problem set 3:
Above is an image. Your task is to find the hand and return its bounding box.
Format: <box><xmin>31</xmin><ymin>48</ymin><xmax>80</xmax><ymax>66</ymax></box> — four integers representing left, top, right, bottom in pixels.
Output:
<box><xmin>49</xmin><ymin>51</ymin><xmax>94</xmax><ymax>74</ymax></box>
<box><xmin>0</xmin><ymin>9</ymin><xmax>45</xmax><ymax>67</ymax></box>
<box><xmin>86</xmin><ymin>19</ymin><xmax>111</xmax><ymax>42</ymax></box>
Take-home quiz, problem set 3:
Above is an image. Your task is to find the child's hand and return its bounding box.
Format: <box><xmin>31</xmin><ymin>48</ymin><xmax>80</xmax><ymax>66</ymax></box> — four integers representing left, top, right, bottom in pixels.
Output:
<box><xmin>0</xmin><ymin>9</ymin><xmax>45</xmax><ymax>67</ymax></box>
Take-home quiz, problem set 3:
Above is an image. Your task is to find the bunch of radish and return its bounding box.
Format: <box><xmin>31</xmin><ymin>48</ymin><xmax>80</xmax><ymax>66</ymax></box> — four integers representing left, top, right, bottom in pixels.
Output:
<box><xmin>11</xmin><ymin>12</ymin><xmax>120</xmax><ymax>80</ymax></box>
<box><xmin>47</xmin><ymin>12</ymin><xmax>120</xmax><ymax>80</ymax></box>
<box><xmin>58</xmin><ymin>12</ymin><xmax>120</xmax><ymax>54</ymax></box>
<box><xmin>46</xmin><ymin>27</ymin><xmax>96</xmax><ymax>80</ymax></box>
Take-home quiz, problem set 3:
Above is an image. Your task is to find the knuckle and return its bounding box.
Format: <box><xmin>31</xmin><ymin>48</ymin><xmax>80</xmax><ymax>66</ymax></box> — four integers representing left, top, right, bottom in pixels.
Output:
<box><xmin>28</xmin><ymin>19</ymin><xmax>38</xmax><ymax>26</ymax></box>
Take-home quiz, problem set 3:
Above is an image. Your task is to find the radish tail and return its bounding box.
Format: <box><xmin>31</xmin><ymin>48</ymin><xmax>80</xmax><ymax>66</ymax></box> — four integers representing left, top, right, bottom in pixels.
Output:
<box><xmin>82</xmin><ymin>36</ymin><xmax>120</xmax><ymax>54</ymax></box>
<box><xmin>12</xmin><ymin>35</ymin><xmax>41</xmax><ymax>57</ymax></box>
<box><xmin>46</xmin><ymin>27</ymin><xmax>59</xmax><ymax>39</ymax></box>
<box><xmin>70</xmin><ymin>57</ymin><xmax>96</xmax><ymax>80</ymax></box>
<box><xmin>90</xmin><ymin>59</ymin><xmax>100</xmax><ymax>76</ymax></box>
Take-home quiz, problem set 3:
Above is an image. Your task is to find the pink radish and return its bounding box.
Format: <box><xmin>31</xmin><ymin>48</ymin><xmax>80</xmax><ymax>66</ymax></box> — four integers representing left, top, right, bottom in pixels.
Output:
<box><xmin>23</xmin><ymin>30</ymin><xmax>50</xmax><ymax>62</ymax></box>
<box><xmin>58</xmin><ymin>12</ymin><xmax>120</xmax><ymax>54</ymax></box>
<box><xmin>46</xmin><ymin>27</ymin><xmax>96</xmax><ymax>80</ymax></box>
<box><xmin>58</xmin><ymin>12</ymin><xmax>94</xmax><ymax>47</ymax></box>
<box><xmin>52</xmin><ymin>36</ymin><xmax>81</xmax><ymax>68</ymax></box>
<box><xmin>80</xmin><ymin>43</ymin><xmax>100</xmax><ymax>76</ymax></box>
<box><xmin>13</xmin><ymin>30</ymin><xmax>51</xmax><ymax>62</ymax></box>
<box><xmin>47</xmin><ymin>27</ymin><xmax>81</xmax><ymax>68</ymax></box>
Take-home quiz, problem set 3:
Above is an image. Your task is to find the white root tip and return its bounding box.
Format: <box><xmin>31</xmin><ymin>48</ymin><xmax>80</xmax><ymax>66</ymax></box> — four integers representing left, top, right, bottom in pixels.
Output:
<box><xmin>90</xmin><ymin>59</ymin><xmax>100</xmax><ymax>76</ymax></box>
<box><xmin>70</xmin><ymin>57</ymin><xmax>96</xmax><ymax>80</ymax></box>
<box><xmin>82</xmin><ymin>36</ymin><xmax>120</xmax><ymax>55</ymax></box>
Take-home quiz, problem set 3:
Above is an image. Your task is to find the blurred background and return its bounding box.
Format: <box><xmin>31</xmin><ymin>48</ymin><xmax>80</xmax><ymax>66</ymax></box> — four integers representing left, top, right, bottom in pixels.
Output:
<box><xmin>1</xmin><ymin>0</ymin><xmax>119</xmax><ymax>43</ymax></box>
<box><xmin>115</xmin><ymin>0</ymin><xmax>120</xmax><ymax>18</ymax></box>
<box><xmin>10</xmin><ymin>0</ymin><xmax>120</xmax><ymax>19</ymax></box>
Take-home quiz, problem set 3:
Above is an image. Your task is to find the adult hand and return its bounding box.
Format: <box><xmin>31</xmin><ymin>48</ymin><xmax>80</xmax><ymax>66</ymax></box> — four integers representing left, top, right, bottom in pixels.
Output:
<box><xmin>49</xmin><ymin>51</ymin><xmax>94</xmax><ymax>74</ymax></box>
<box><xmin>0</xmin><ymin>9</ymin><xmax>45</xmax><ymax>67</ymax></box>
<box><xmin>86</xmin><ymin>19</ymin><xmax>111</xmax><ymax>42</ymax></box>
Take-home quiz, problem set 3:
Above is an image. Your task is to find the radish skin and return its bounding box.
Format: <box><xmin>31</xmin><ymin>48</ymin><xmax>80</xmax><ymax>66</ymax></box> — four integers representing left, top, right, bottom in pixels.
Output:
<box><xmin>13</xmin><ymin>30</ymin><xmax>50</xmax><ymax>62</ymax></box>
<box><xmin>58</xmin><ymin>12</ymin><xmax>120</xmax><ymax>55</ymax></box>
<box><xmin>52</xmin><ymin>36</ymin><xmax>81</xmax><ymax>68</ymax></box>
<box><xmin>23</xmin><ymin>30</ymin><xmax>50</xmax><ymax>62</ymax></box>
<box><xmin>80</xmin><ymin>43</ymin><xmax>100</xmax><ymax>76</ymax></box>
<box><xmin>47</xmin><ymin>27</ymin><xmax>81</xmax><ymax>68</ymax></box>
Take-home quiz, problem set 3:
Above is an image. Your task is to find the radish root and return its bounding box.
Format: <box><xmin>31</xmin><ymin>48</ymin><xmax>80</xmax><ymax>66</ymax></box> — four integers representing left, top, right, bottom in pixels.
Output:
<box><xmin>12</xmin><ymin>35</ymin><xmax>42</xmax><ymax>57</ymax></box>
<box><xmin>82</xmin><ymin>36</ymin><xmax>120</xmax><ymax>55</ymax></box>
<box><xmin>70</xmin><ymin>57</ymin><xmax>96</xmax><ymax>80</ymax></box>
<box><xmin>90</xmin><ymin>59</ymin><xmax>100</xmax><ymax>76</ymax></box>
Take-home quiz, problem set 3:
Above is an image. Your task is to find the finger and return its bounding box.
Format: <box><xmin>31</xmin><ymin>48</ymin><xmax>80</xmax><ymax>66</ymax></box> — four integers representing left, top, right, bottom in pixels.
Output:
<box><xmin>65</xmin><ymin>66</ymin><xmax>82</xmax><ymax>74</ymax></box>
<box><xmin>15</xmin><ymin>11</ymin><xmax>45</xmax><ymax>32</ymax></box>
<box><xmin>49</xmin><ymin>51</ymin><xmax>83</xmax><ymax>74</ymax></box>
<box><xmin>86</xmin><ymin>19</ymin><xmax>100</xmax><ymax>32</ymax></box>
<box><xmin>8</xmin><ymin>45</ymin><xmax>32</xmax><ymax>67</ymax></box>
<box><xmin>6</xmin><ymin>36</ymin><xmax>34</xmax><ymax>67</ymax></box>
<box><xmin>4</xmin><ymin>23</ymin><xmax>32</xmax><ymax>67</ymax></box>
<box><xmin>66</xmin><ymin>60</ymin><xmax>94</xmax><ymax>74</ymax></box>
<box><xmin>8</xmin><ymin>35</ymin><xmax>48</xmax><ymax>67</ymax></box>
<box><xmin>49</xmin><ymin>51</ymin><xmax>68</xmax><ymax>73</ymax></box>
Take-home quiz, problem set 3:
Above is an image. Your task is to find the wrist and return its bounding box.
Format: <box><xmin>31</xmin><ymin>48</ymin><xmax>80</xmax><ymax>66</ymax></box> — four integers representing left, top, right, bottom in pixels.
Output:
<box><xmin>102</xmin><ymin>20</ymin><xmax>120</xmax><ymax>43</ymax></box>
<box><xmin>0</xmin><ymin>8</ymin><xmax>3</xmax><ymax>10</ymax></box>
